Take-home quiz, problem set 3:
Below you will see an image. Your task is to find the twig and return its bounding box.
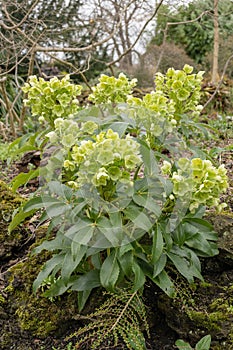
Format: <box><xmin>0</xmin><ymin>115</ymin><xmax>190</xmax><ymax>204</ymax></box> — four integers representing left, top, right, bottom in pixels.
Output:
<box><xmin>155</xmin><ymin>10</ymin><xmax>211</xmax><ymax>73</ymax></box>
<box><xmin>202</xmin><ymin>53</ymin><xmax>233</xmax><ymax>111</ymax></box>
<box><xmin>0</xmin><ymin>77</ymin><xmax>16</xmax><ymax>137</ymax></box>
<box><xmin>107</xmin><ymin>0</ymin><xmax>165</xmax><ymax>68</ymax></box>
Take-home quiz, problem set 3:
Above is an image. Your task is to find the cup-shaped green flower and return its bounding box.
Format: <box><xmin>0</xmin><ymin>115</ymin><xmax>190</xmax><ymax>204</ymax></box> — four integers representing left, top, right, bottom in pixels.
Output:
<box><xmin>154</xmin><ymin>65</ymin><xmax>205</xmax><ymax>119</ymax></box>
<box><xmin>171</xmin><ymin>157</ymin><xmax>228</xmax><ymax>213</ymax></box>
<box><xmin>63</xmin><ymin>129</ymin><xmax>141</xmax><ymax>201</ymax></box>
<box><xmin>124</xmin><ymin>154</ymin><xmax>142</xmax><ymax>169</ymax></box>
<box><xmin>108</xmin><ymin>166</ymin><xmax>122</xmax><ymax>181</ymax></box>
<box><xmin>61</xmin><ymin>134</ymin><xmax>77</xmax><ymax>148</ymax></box>
<box><xmin>88</xmin><ymin>73</ymin><xmax>137</xmax><ymax>104</ymax></box>
<box><xmin>97</xmin><ymin>150</ymin><xmax>114</xmax><ymax>165</ymax></box>
<box><xmin>127</xmin><ymin>90</ymin><xmax>176</xmax><ymax>142</ymax></box>
<box><xmin>63</xmin><ymin>160</ymin><xmax>76</xmax><ymax>172</ymax></box>
<box><xmin>22</xmin><ymin>75</ymin><xmax>82</xmax><ymax>126</ymax></box>
<box><xmin>92</xmin><ymin>167</ymin><xmax>110</xmax><ymax>187</ymax></box>
<box><xmin>81</xmin><ymin>121</ymin><xmax>98</xmax><ymax>134</ymax></box>
<box><xmin>161</xmin><ymin>160</ymin><xmax>172</xmax><ymax>175</ymax></box>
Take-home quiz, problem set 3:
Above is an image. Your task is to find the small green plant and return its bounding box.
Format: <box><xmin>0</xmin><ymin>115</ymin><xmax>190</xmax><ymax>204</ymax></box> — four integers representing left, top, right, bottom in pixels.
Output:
<box><xmin>11</xmin><ymin>67</ymin><xmax>228</xmax><ymax>301</ymax></box>
<box><xmin>40</xmin><ymin>342</ymin><xmax>76</xmax><ymax>350</ymax></box>
<box><xmin>206</xmin><ymin>114</ymin><xmax>233</xmax><ymax>140</ymax></box>
<box><xmin>0</xmin><ymin>141</ymin><xmax>19</xmax><ymax>162</ymax></box>
<box><xmin>67</xmin><ymin>290</ymin><xmax>149</xmax><ymax>350</ymax></box>
<box><xmin>9</xmin><ymin>66</ymin><xmax>229</xmax><ymax>348</ymax></box>
<box><xmin>175</xmin><ymin>334</ymin><xmax>211</xmax><ymax>350</ymax></box>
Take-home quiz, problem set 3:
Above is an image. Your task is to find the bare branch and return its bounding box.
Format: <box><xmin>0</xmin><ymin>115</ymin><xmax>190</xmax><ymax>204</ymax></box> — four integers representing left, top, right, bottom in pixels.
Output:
<box><xmin>202</xmin><ymin>53</ymin><xmax>233</xmax><ymax>111</ymax></box>
<box><xmin>107</xmin><ymin>0</ymin><xmax>165</xmax><ymax>67</ymax></box>
<box><xmin>155</xmin><ymin>10</ymin><xmax>212</xmax><ymax>73</ymax></box>
<box><xmin>0</xmin><ymin>0</ymin><xmax>40</xmax><ymax>30</ymax></box>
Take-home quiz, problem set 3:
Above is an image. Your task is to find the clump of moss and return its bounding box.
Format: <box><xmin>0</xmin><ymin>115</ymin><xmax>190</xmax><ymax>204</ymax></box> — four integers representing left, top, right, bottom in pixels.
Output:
<box><xmin>187</xmin><ymin>310</ymin><xmax>227</xmax><ymax>333</ymax></box>
<box><xmin>0</xmin><ymin>180</ymin><xmax>24</xmax><ymax>259</ymax></box>
<box><xmin>1</xmin><ymin>226</ymin><xmax>81</xmax><ymax>347</ymax></box>
<box><xmin>158</xmin><ymin>278</ymin><xmax>233</xmax><ymax>349</ymax></box>
<box><xmin>0</xmin><ymin>180</ymin><xmax>80</xmax><ymax>342</ymax></box>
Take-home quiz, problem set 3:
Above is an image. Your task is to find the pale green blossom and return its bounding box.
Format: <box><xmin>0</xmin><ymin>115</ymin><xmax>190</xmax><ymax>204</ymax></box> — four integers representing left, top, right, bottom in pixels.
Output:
<box><xmin>161</xmin><ymin>161</ymin><xmax>172</xmax><ymax>175</ymax></box>
<box><xmin>171</xmin><ymin>157</ymin><xmax>228</xmax><ymax>212</ymax></box>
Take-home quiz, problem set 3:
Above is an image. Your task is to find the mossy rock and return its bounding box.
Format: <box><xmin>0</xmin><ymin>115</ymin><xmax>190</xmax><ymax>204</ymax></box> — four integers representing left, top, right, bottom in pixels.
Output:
<box><xmin>0</xmin><ymin>180</ymin><xmax>24</xmax><ymax>259</ymax></box>
<box><xmin>159</xmin><ymin>279</ymin><xmax>233</xmax><ymax>348</ymax></box>
<box><xmin>1</xmin><ymin>231</ymin><xmax>81</xmax><ymax>349</ymax></box>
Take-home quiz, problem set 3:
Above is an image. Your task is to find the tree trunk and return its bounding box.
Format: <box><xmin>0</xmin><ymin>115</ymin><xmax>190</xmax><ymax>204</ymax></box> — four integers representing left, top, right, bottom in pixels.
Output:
<box><xmin>212</xmin><ymin>0</ymin><xmax>219</xmax><ymax>84</ymax></box>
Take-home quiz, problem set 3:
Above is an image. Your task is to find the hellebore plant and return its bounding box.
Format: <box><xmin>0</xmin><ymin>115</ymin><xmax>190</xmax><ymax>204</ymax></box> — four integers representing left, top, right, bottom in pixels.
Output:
<box><xmin>10</xmin><ymin>66</ymin><xmax>228</xmax><ymax>311</ymax></box>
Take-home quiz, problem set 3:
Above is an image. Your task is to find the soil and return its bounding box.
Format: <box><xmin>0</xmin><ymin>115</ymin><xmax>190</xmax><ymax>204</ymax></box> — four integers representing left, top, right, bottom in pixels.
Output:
<box><xmin>0</xmin><ymin>131</ymin><xmax>232</xmax><ymax>350</ymax></box>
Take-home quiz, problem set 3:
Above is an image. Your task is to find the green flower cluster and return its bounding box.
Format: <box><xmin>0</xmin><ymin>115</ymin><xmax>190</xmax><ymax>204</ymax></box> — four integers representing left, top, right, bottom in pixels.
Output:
<box><xmin>164</xmin><ymin>157</ymin><xmax>228</xmax><ymax>212</ymax></box>
<box><xmin>154</xmin><ymin>64</ymin><xmax>204</xmax><ymax>119</ymax></box>
<box><xmin>128</xmin><ymin>90</ymin><xmax>177</xmax><ymax>138</ymax></box>
<box><xmin>88</xmin><ymin>73</ymin><xmax>137</xmax><ymax>104</ymax></box>
<box><xmin>46</xmin><ymin>118</ymin><xmax>98</xmax><ymax>149</ymax></box>
<box><xmin>22</xmin><ymin>75</ymin><xmax>82</xmax><ymax>126</ymax></box>
<box><xmin>63</xmin><ymin>129</ymin><xmax>142</xmax><ymax>191</ymax></box>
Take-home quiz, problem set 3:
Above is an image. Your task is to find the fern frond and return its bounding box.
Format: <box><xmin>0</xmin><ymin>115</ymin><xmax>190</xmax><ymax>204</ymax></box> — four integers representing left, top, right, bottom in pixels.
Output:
<box><xmin>66</xmin><ymin>289</ymin><xmax>149</xmax><ymax>350</ymax></box>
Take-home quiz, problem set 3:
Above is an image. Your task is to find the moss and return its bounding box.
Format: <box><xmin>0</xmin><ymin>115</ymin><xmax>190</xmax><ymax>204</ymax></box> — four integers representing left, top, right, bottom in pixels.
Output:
<box><xmin>187</xmin><ymin>310</ymin><xmax>225</xmax><ymax>332</ymax></box>
<box><xmin>158</xmin><ymin>278</ymin><xmax>233</xmax><ymax>349</ymax></box>
<box><xmin>0</xmin><ymin>180</ymin><xmax>25</xmax><ymax>259</ymax></box>
<box><xmin>14</xmin><ymin>292</ymin><xmax>77</xmax><ymax>337</ymax></box>
<box><xmin>205</xmin><ymin>212</ymin><xmax>233</xmax><ymax>237</ymax></box>
<box><xmin>0</xmin><ymin>180</ymin><xmax>23</xmax><ymax>219</ymax></box>
<box><xmin>2</xmin><ymin>230</ymin><xmax>80</xmax><ymax>340</ymax></box>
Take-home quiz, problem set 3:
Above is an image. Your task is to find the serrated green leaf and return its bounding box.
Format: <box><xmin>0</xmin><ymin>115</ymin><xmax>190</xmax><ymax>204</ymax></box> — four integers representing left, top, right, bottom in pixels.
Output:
<box><xmin>195</xmin><ymin>334</ymin><xmax>211</xmax><ymax>350</ymax></box>
<box><xmin>167</xmin><ymin>251</ymin><xmax>202</xmax><ymax>283</ymax></box>
<box><xmin>133</xmin><ymin>193</ymin><xmax>161</xmax><ymax>217</ymax></box>
<box><xmin>8</xmin><ymin>207</ymin><xmax>35</xmax><ymax>233</ymax></box>
<box><xmin>175</xmin><ymin>339</ymin><xmax>192</xmax><ymax>350</ymax></box>
<box><xmin>153</xmin><ymin>253</ymin><xmax>167</xmax><ymax>278</ymax></box>
<box><xmin>100</xmin><ymin>250</ymin><xmax>120</xmax><ymax>291</ymax></box>
<box><xmin>91</xmin><ymin>253</ymin><xmax>102</xmax><ymax>269</ymax></box>
<box><xmin>71</xmin><ymin>270</ymin><xmax>100</xmax><ymax>291</ymax></box>
<box><xmin>70</xmin><ymin>200</ymin><xmax>88</xmax><ymax>218</ymax></box>
<box><xmin>70</xmin><ymin>226</ymin><xmax>95</xmax><ymax>246</ymax></box>
<box><xmin>184</xmin><ymin>217</ymin><xmax>214</xmax><ymax>231</ymax></box>
<box><xmin>132</xmin><ymin>260</ymin><xmax>145</xmax><ymax>291</ymax></box>
<box><xmin>11</xmin><ymin>168</ymin><xmax>39</xmax><ymax>193</ymax></box>
<box><xmin>32</xmin><ymin>234</ymin><xmax>69</xmax><ymax>254</ymax></box>
<box><xmin>97</xmin><ymin>216</ymin><xmax>123</xmax><ymax>246</ymax></box>
<box><xmin>118</xmin><ymin>250</ymin><xmax>134</xmax><ymax>277</ymax></box>
<box><xmin>152</xmin><ymin>270</ymin><xmax>175</xmax><ymax>297</ymax></box>
<box><xmin>152</xmin><ymin>226</ymin><xmax>164</xmax><ymax>264</ymax></box>
<box><xmin>119</xmin><ymin>243</ymin><xmax>133</xmax><ymax>257</ymax></box>
<box><xmin>61</xmin><ymin>245</ymin><xmax>87</xmax><ymax>279</ymax></box>
<box><xmin>43</xmin><ymin>277</ymin><xmax>74</xmax><ymax>297</ymax></box>
<box><xmin>109</xmin><ymin>121</ymin><xmax>129</xmax><ymax>137</ymax></box>
<box><xmin>45</xmin><ymin>202</ymin><xmax>71</xmax><ymax>217</ymax></box>
<box><xmin>23</xmin><ymin>195</ymin><xmax>53</xmax><ymax>211</ymax></box>
<box><xmin>47</xmin><ymin>181</ymin><xmax>73</xmax><ymax>200</ymax></box>
<box><xmin>65</xmin><ymin>219</ymin><xmax>95</xmax><ymax>245</ymax></box>
<box><xmin>77</xmin><ymin>290</ymin><xmax>91</xmax><ymax>312</ymax></box>
<box><xmin>109</xmin><ymin>211</ymin><xmax>123</xmax><ymax>228</ymax></box>
<box><xmin>124</xmin><ymin>206</ymin><xmax>153</xmax><ymax>232</ymax></box>
<box><xmin>33</xmin><ymin>254</ymin><xmax>64</xmax><ymax>292</ymax></box>
<box><xmin>140</xmin><ymin>143</ymin><xmax>159</xmax><ymax>175</ymax></box>
<box><xmin>185</xmin><ymin>233</ymin><xmax>218</xmax><ymax>257</ymax></box>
